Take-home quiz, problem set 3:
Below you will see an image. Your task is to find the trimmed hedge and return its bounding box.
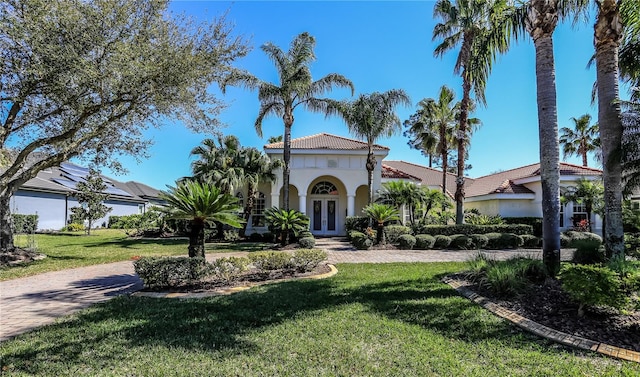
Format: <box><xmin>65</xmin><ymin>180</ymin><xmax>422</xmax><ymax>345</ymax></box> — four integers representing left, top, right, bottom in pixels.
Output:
<box><xmin>345</xmin><ymin>216</ymin><xmax>369</xmax><ymax>236</ymax></box>
<box><xmin>134</xmin><ymin>257</ymin><xmax>208</xmax><ymax>289</ymax></box>
<box><xmin>503</xmin><ymin>217</ymin><xmax>543</xmax><ymax>237</ymax></box>
<box><xmin>470</xmin><ymin>234</ymin><xmax>489</xmax><ymax>249</ymax></box>
<box><xmin>415</xmin><ymin>234</ymin><xmax>436</xmax><ymax>250</ymax></box>
<box><xmin>521</xmin><ymin>234</ymin><xmax>541</xmax><ymax>248</ymax></box>
<box><xmin>297</xmin><ymin>237</ymin><xmax>316</xmax><ymax>248</ymax></box>
<box><xmin>397</xmin><ymin>234</ymin><xmax>416</xmax><ymax>250</ymax></box>
<box><xmin>413</xmin><ymin>224</ymin><xmax>533</xmax><ymax>236</ymax></box>
<box><xmin>384</xmin><ymin>225</ymin><xmax>412</xmax><ymax>244</ymax></box>
<box><xmin>249</xmin><ymin>251</ymin><xmax>294</xmax><ymax>271</ymax></box>
<box><xmin>291</xmin><ymin>249</ymin><xmax>327</xmax><ymax>272</ymax></box>
<box><xmin>433</xmin><ymin>235</ymin><xmax>452</xmax><ymax>249</ymax></box>
<box><xmin>12</xmin><ymin>214</ymin><xmax>38</xmax><ymax>234</ymax></box>
<box><xmin>350</xmin><ymin>231</ymin><xmax>373</xmax><ymax>250</ymax></box>
<box><xmin>485</xmin><ymin>233</ymin><xmax>524</xmax><ymax>249</ymax></box>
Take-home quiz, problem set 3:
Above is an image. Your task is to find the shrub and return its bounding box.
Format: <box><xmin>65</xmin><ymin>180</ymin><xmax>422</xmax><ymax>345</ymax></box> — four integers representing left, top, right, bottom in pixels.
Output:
<box><xmin>345</xmin><ymin>216</ymin><xmax>369</xmax><ymax>235</ymax></box>
<box><xmin>571</xmin><ymin>239</ymin><xmax>606</xmax><ymax>265</ymax></box>
<box><xmin>451</xmin><ymin>235</ymin><xmax>473</xmax><ymax>250</ymax></box>
<box><xmin>211</xmin><ymin>257</ymin><xmax>249</xmax><ymax>282</ymax></box>
<box><xmin>292</xmin><ymin>249</ymin><xmax>327</xmax><ymax>272</ymax></box>
<box><xmin>503</xmin><ymin>217</ymin><xmax>543</xmax><ymax>237</ymax></box>
<box><xmin>248</xmin><ymin>232</ymin><xmax>262</xmax><ymax>242</ymax></box>
<box><xmin>484</xmin><ymin>262</ymin><xmax>526</xmax><ymax>297</ymax></box>
<box><xmin>397</xmin><ymin>234</ymin><xmax>416</xmax><ymax>250</ymax></box>
<box><xmin>563</xmin><ymin>231</ymin><xmax>602</xmax><ymax>247</ymax></box>
<box><xmin>484</xmin><ymin>233</ymin><xmax>523</xmax><ymax>249</ymax></box>
<box><xmin>412</xmin><ymin>224</ymin><xmax>533</xmax><ymax>236</ymax></box>
<box><xmin>297</xmin><ymin>236</ymin><xmax>316</xmax><ymax>249</ymax></box>
<box><xmin>469</xmin><ymin>234</ymin><xmax>489</xmax><ymax>249</ymax></box>
<box><xmin>262</xmin><ymin>232</ymin><xmax>275</xmax><ymax>243</ymax></box>
<box><xmin>223</xmin><ymin>230</ymin><xmax>240</xmax><ymax>242</ymax></box>
<box><xmin>11</xmin><ymin>214</ymin><xmax>38</xmax><ymax>234</ymax></box>
<box><xmin>466</xmin><ymin>253</ymin><xmax>490</xmax><ymax>282</ymax></box>
<box><xmin>350</xmin><ymin>231</ymin><xmax>373</xmax><ymax>250</ymax></box>
<box><xmin>384</xmin><ymin>225</ymin><xmax>412</xmax><ymax>244</ymax></box>
<box><xmin>559</xmin><ymin>264</ymin><xmax>628</xmax><ymax>316</ymax></box>
<box><xmin>249</xmin><ymin>251</ymin><xmax>294</xmax><ymax>271</ymax></box>
<box><xmin>62</xmin><ymin>223</ymin><xmax>85</xmax><ymax>232</ymax></box>
<box><xmin>415</xmin><ymin>234</ymin><xmax>436</xmax><ymax>250</ymax></box>
<box><xmin>134</xmin><ymin>257</ymin><xmax>208</xmax><ymax>289</ymax></box>
<box><xmin>465</xmin><ymin>214</ymin><xmax>504</xmax><ymax>225</ymax></box>
<box><xmin>473</xmin><ymin>257</ymin><xmax>548</xmax><ymax>297</ymax></box>
<box><xmin>521</xmin><ymin>234</ymin><xmax>541</xmax><ymax>248</ymax></box>
<box><xmin>560</xmin><ymin>233</ymin><xmax>571</xmax><ymax>248</ymax></box>
<box><xmin>433</xmin><ymin>235</ymin><xmax>451</xmax><ymax>249</ymax></box>
<box><xmin>625</xmin><ymin>232</ymin><xmax>640</xmax><ymax>259</ymax></box>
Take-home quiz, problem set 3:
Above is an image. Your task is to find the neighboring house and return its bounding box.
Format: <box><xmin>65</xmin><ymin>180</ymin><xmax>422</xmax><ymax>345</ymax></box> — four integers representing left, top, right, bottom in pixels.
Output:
<box><xmin>10</xmin><ymin>162</ymin><xmax>162</xmax><ymax>230</ymax></box>
<box><xmin>382</xmin><ymin>160</ymin><xmax>466</xmax><ymax>198</ymax></box>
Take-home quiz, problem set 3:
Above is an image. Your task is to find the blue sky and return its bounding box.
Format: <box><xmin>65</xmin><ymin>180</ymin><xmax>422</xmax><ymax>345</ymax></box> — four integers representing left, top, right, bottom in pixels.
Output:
<box><xmin>112</xmin><ymin>1</ymin><xmax>617</xmax><ymax>189</ymax></box>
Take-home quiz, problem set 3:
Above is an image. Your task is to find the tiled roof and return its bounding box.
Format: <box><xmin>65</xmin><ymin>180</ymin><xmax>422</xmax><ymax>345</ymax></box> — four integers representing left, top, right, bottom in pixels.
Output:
<box><xmin>264</xmin><ymin>133</ymin><xmax>389</xmax><ymax>151</ymax></box>
<box><xmin>383</xmin><ymin>160</ymin><xmax>465</xmax><ymax>197</ymax></box>
<box><xmin>381</xmin><ymin>164</ymin><xmax>421</xmax><ymax>181</ymax></box>
<box><xmin>465</xmin><ymin>162</ymin><xmax>602</xmax><ymax>197</ymax></box>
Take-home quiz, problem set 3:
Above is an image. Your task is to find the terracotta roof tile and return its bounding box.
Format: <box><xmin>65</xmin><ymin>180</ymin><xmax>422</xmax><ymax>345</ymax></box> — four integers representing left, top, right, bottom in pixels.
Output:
<box><xmin>381</xmin><ymin>164</ymin><xmax>421</xmax><ymax>180</ymax></box>
<box><xmin>383</xmin><ymin>160</ymin><xmax>467</xmax><ymax>198</ymax></box>
<box><xmin>264</xmin><ymin>133</ymin><xmax>389</xmax><ymax>151</ymax></box>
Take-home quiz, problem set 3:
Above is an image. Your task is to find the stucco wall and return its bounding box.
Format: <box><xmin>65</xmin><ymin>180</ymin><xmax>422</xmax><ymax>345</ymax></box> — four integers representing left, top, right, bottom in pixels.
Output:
<box><xmin>10</xmin><ymin>191</ymin><xmax>69</xmax><ymax>230</ymax></box>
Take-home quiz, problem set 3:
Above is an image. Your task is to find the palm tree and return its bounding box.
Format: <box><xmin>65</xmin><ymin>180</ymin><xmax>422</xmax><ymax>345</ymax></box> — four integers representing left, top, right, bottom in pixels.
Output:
<box><xmin>377</xmin><ymin>180</ymin><xmax>425</xmax><ymax>226</ymax></box>
<box><xmin>559</xmin><ymin>114</ymin><xmax>599</xmax><ymax>166</ymax></box>
<box><xmin>363</xmin><ymin>203</ymin><xmax>400</xmax><ymax>245</ymax></box>
<box><xmin>562</xmin><ymin>178</ymin><xmax>604</xmax><ymax>233</ymax></box>
<box><xmin>511</xmin><ymin>0</ymin><xmax>588</xmax><ymax>275</ymax></box>
<box><xmin>190</xmin><ymin>135</ymin><xmax>243</xmax><ymax>193</ymax></box>
<box><xmin>264</xmin><ymin>207</ymin><xmax>310</xmax><ymax>246</ymax></box>
<box><xmin>594</xmin><ymin>0</ymin><xmax>626</xmax><ymax>258</ymax></box>
<box><xmin>404</xmin><ymin>86</ymin><xmax>480</xmax><ymax>195</ymax></box>
<box><xmin>433</xmin><ymin>0</ymin><xmax>512</xmax><ymax>225</ymax></box>
<box><xmin>239</xmin><ymin>148</ymin><xmax>282</xmax><ymax>237</ymax></box>
<box><xmin>160</xmin><ymin>181</ymin><xmax>242</xmax><ymax>258</ymax></box>
<box><xmin>322</xmin><ymin>90</ymin><xmax>411</xmax><ymax>204</ymax></box>
<box><xmin>221</xmin><ymin>32</ymin><xmax>354</xmax><ymax>211</ymax></box>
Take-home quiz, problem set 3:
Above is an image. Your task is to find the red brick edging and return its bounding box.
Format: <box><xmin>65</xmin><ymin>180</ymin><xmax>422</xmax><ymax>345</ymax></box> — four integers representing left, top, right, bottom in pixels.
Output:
<box><xmin>443</xmin><ymin>277</ymin><xmax>640</xmax><ymax>363</ymax></box>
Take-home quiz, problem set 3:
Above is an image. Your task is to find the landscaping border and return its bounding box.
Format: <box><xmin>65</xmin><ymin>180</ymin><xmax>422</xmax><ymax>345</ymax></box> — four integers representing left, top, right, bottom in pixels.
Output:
<box><xmin>443</xmin><ymin>277</ymin><xmax>640</xmax><ymax>363</ymax></box>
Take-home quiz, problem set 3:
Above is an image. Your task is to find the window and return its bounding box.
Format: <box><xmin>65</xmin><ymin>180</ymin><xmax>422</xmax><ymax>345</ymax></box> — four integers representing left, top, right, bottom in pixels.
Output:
<box><xmin>252</xmin><ymin>192</ymin><xmax>266</xmax><ymax>227</ymax></box>
<box><xmin>572</xmin><ymin>201</ymin><xmax>588</xmax><ymax>226</ymax></box>
<box><xmin>311</xmin><ymin>181</ymin><xmax>338</xmax><ymax>195</ymax></box>
<box><xmin>559</xmin><ymin>203</ymin><xmax>564</xmax><ymax>227</ymax></box>
<box><xmin>633</xmin><ymin>201</ymin><xmax>640</xmax><ymax>210</ymax></box>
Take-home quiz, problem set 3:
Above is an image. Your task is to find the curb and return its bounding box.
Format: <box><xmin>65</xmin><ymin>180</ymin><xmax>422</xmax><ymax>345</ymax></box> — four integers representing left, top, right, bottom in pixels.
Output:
<box><xmin>132</xmin><ymin>264</ymin><xmax>338</xmax><ymax>300</ymax></box>
<box><xmin>443</xmin><ymin>277</ymin><xmax>640</xmax><ymax>363</ymax></box>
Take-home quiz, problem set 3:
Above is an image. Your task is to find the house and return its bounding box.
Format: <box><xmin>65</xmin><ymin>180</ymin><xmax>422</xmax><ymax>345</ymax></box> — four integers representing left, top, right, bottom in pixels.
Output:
<box><xmin>238</xmin><ymin>133</ymin><xmax>617</xmax><ymax>236</ymax></box>
<box><xmin>10</xmin><ymin>162</ymin><xmax>163</xmax><ymax>230</ymax></box>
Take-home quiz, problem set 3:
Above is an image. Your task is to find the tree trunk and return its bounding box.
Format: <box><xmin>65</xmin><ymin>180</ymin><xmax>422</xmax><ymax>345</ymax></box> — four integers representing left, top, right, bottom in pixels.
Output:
<box><xmin>441</xmin><ymin>149</ymin><xmax>448</xmax><ymax>195</ymax></box>
<box><xmin>595</xmin><ymin>0</ymin><xmax>625</xmax><ymax>259</ymax></box>
<box><xmin>188</xmin><ymin>219</ymin><xmax>206</xmax><ymax>258</ymax></box>
<box><xmin>0</xmin><ymin>192</ymin><xmax>15</xmax><ymax>252</ymax></box>
<box><xmin>282</xmin><ymin>110</ymin><xmax>294</xmax><ymax>212</ymax></box>
<box><xmin>455</xmin><ymin>71</ymin><xmax>470</xmax><ymax>225</ymax></box>
<box><xmin>582</xmin><ymin>150</ymin><xmax>588</xmax><ymax>167</ymax></box>
<box><xmin>366</xmin><ymin>148</ymin><xmax>376</xmax><ymax>204</ymax></box>
<box><xmin>533</xmin><ymin>32</ymin><xmax>561</xmax><ymax>276</ymax></box>
<box><xmin>240</xmin><ymin>184</ymin><xmax>256</xmax><ymax>238</ymax></box>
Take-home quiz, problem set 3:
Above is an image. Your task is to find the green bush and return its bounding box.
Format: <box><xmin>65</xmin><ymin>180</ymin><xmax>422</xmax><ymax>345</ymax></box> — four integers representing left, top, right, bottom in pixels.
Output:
<box><xmin>469</xmin><ymin>234</ymin><xmax>489</xmax><ymax>249</ymax></box>
<box><xmin>108</xmin><ymin>214</ymin><xmax>143</xmax><ymax>229</ymax></box>
<box><xmin>433</xmin><ymin>235</ymin><xmax>451</xmax><ymax>249</ymax></box>
<box><xmin>503</xmin><ymin>217</ymin><xmax>543</xmax><ymax>237</ymax></box>
<box><xmin>297</xmin><ymin>237</ymin><xmax>316</xmax><ymax>249</ymax></box>
<box><xmin>249</xmin><ymin>232</ymin><xmax>262</xmax><ymax>242</ymax></box>
<box><xmin>560</xmin><ymin>233</ymin><xmax>571</xmax><ymax>248</ymax></box>
<box><xmin>397</xmin><ymin>234</ymin><xmax>416</xmax><ymax>250</ymax></box>
<box><xmin>415</xmin><ymin>234</ymin><xmax>436</xmax><ymax>250</ymax></box>
<box><xmin>249</xmin><ymin>251</ymin><xmax>294</xmax><ymax>271</ymax></box>
<box><xmin>350</xmin><ymin>231</ymin><xmax>373</xmax><ymax>250</ymax></box>
<box><xmin>292</xmin><ymin>249</ymin><xmax>327</xmax><ymax>272</ymax></box>
<box><xmin>133</xmin><ymin>257</ymin><xmax>208</xmax><ymax>289</ymax></box>
<box><xmin>345</xmin><ymin>216</ymin><xmax>369</xmax><ymax>236</ymax></box>
<box><xmin>559</xmin><ymin>264</ymin><xmax>628</xmax><ymax>315</ymax></box>
<box><xmin>471</xmin><ymin>257</ymin><xmax>548</xmax><ymax>297</ymax></box>
<box><xmin>625</xmin><ymin>232</ymin><xmax>640</xmax><ymax>258</ymax></box>
<box><xmin>572</xmin><ymin>239</ymin><xmax>606</xmax><ymax>265</ymax></box>
<box><xmin>521</xmin><ymin>234</ymin><xmax>541</xmax><ymax>248</ymax></box>
<box><xmin>262</xmin><ymin>232</ymin><xmax>275</xmax><ymax>243</ymax></box>
<box><xmin>485</xmin><ymin>233</ymin><xmax>523</xmax><ymax>249</ymax></box>
<box><xmin>384</xmin><ymin>225</ymin><xmax>412</xmax><ymax>244</ymax></box>
<box><xmin>211</xmin><ymin>256</ymin><xmax>249</xmax><ymax>282</ymax></box>
<box><xmin>412</xmin><ymin>224</ymin><xmax>533</xmax><ymax>236</ymax></box>
<box><xmin>62</xmin><ymin>223</ymin><xmax>85</xmax><ymax>232</ymax></box>
<box><xmin>484</xmin><ymin>262</ymin><xmax>526</xmax><ymax>297</ymax></box>
<box><xmin>563</xmin><ymin>231</ymin><xmax>603</xmax><ymax>247</ymax></box>
<box><xmin>223</xmin><ymin>230</ymin><xmax>240</xmax><ymax>242</ymax></box>
<box><xmin>451</xmin><ymin>234</ymin><xmax>473</xmax><ymax>250</ymax></box>
<box><xmin>11</xmin><ymin>214</ymin><xmax>38</xmax><ymax>234</ymax></box>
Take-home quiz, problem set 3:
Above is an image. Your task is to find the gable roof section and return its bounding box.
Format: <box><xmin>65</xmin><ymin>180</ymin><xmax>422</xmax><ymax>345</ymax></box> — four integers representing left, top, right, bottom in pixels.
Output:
<box><xmin>264</xmin><ymin>133</ymin><xmax>389</xmax><ymax>151</ymax></box>
<box><xmin>125</xmin><ymin>181</ymin><xmax>163</xmax><ymax>201</ymax></box>
<box><xmin>381</xmin><ymin>164</ymin><xmax>421</xmax><ymax>181</ymax></box>
<box><xmin>383</xmin><ymin>160</ymin><xmax>466</xmax><ymax>195</ymax></box>
<box><xmin>465</xmin><ymin>162</ymin><xmax>602</xmax><ymax>197</ymax></box>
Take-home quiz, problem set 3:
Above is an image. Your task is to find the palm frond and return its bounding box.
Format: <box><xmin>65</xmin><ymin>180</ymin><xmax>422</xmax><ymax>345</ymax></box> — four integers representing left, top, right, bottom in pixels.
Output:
<box><xmin>255</xmin><ymin>102</ymin><xmax>284</xmax><ymax>137</ymax></box>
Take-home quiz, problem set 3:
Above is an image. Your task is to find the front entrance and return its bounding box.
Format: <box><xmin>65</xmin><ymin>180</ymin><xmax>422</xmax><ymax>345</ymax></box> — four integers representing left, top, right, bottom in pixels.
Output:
<box><xmin>311</xmin><ymin>199</ymin><xmax>338</xmax><ymax>236</ymax></box>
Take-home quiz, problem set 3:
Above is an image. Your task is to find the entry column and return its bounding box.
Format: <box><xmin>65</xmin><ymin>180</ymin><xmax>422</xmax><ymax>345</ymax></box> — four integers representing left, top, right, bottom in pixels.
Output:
<box><xmin>347</xmin><ymin>194</ymin><xmax>355</xmax><ymax>217</ymax></box>
<box><xmin>298</xmin><ymin>194</ymin><xmax>307</xmax><ymax>215</ymax></box>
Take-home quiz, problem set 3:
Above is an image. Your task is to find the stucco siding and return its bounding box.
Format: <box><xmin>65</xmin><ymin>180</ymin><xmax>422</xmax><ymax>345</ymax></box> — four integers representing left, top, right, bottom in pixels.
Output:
<box><xmin>10</xmin><ymin>191</ymin><xmax>69</xmax><ymax>230</ymax></box>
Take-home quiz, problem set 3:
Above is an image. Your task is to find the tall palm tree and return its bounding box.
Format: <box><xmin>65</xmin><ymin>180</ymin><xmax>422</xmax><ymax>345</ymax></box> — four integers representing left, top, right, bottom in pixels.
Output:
<box><xmin>161</xmin><ymin>181</ymin><xmax>242</xmax><ymax>258</ymax></box>
<box><xmin>221</xmin><ymin>32</ymin><xmax>354</xmax><ymax>211</ymax></box>
<box><xmin>404</xmin><ymin>86</ymin><xmax>480</xmax><ymax>195</ymax></box>
<box><xmin>559</xmin><ymin>114</ymin><xmax>599</xmax><ymax>166</ymax></box>
<box><xmin>433</xmin><ymin>0</ymin><xmax>512</xmax><ymax>225</ymax></box>
<box><xmin>377</xmin><ymin>180</ymin><xmax>425</xmax><ymax>226</ymax></box>
<box><xmin>594</xmin><ymin>0</ymin><xmax>626</xmax><ymax>258</ymax></box>
<box><xmin>511</xmin><ymin>0</ymin><xmax>588</xmax><ymax>275</ymax></box>
<box><xmin>239</xmin><ymin>147</ymin><xmax>281</xmax><ymax>237</ymax></box>
<box><xmin>190</xmin><ymin>135</ymin><xmax>243</xmax><ymax>193</ymax></box>
<box><xmin>322</xmin><ymin>90</ymin><xmax>411</xmax><ymax>204</ymax></box>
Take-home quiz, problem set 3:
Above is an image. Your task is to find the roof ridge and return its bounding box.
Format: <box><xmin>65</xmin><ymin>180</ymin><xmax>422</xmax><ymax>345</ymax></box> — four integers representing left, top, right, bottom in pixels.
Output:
<box><xmin>472</xmin><ymin>161</ymin><xmax>541</xmax><ymax>180</ymax></box>
<box><xmin>385</xmin><ymin>160</ymin><xmax>465</xmax><ymax>178</ymax></box>
<box><xmin>559</xmin><ymin>161</ymin><xmax>603</xmax><ymax>173</ymax></box>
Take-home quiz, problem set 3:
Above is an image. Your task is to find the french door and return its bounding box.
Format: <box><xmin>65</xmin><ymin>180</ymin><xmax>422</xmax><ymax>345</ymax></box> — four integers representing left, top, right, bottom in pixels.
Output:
<box><xmin>311</xmin><ymin>199</ymin><xmax>338</xmax><ymax>235</ymax></box>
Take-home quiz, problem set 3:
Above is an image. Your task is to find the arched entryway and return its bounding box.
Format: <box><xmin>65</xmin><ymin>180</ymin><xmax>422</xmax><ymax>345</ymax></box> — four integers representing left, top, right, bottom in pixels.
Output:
<box><xmin>307</xmin><ymin>177</ymin><xmax>346</xmax><ymax>236</ymax></box>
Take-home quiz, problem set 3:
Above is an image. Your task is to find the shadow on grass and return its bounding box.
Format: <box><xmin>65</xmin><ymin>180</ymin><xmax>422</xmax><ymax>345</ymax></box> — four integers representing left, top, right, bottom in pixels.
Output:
<box><xmin>1</xmin><ymin>263</ymin><xmax>556</xmax><ymax>374</ymax></box>
<box><xmin>205</xmin><ymin>242</ymin><xmax>273</xmax><ymax>253</ymax></box>
<box><xmin>83</xmin><ymin>238</ymin><xmax>188</xmax><ymax>249</ymax></box>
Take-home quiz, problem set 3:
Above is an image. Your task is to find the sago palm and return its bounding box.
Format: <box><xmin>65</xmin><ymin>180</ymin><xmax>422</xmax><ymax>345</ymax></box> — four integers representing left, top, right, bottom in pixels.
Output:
<box><xmin>559</xmin><ymin>114</ymin><xmax>599</xmax><ymax>167</ymax></box>
<box><xmin>322</xmin><ymin>90</ymin><xmax>411</xmax><ymax>204</ymax></box>
<box><xmin>264</xmin><ymin>207</ymin><xmax>310</xmax><ymax>246</ymax></box>
<box><xmin>363</xmin><ymin>203</ymin><xmax>400</xmax><ymax>245</ymax></box>
<box><xmin>221</xmin><ymin>32</ymin><xmax>354</xmax><ymax>211</ymax></box>
<box><xmin>433</xmin><ymin>0</ymin><xmax>512</xmax><ymax>225</ymax></box>
<box><xmin>161</xmin><ymin>181</ymin><xmax>242</xmax><ymax>258</ymax></box>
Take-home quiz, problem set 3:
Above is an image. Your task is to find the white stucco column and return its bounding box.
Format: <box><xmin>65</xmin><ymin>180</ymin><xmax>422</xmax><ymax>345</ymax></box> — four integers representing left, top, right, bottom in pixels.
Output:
<box><xmin>299</xmin><ymin>194</ymin><xmax>307</xmax><ymax>215</ymax></box>
<box><xmin>271</xmin><ymin>194</ymin><xmax>280</xmax><ymax>209</ymax></box>
<box><xmin>347</xmin><ymin>194</ymin><xmax>355</xmax><ymax>217</ymax></box>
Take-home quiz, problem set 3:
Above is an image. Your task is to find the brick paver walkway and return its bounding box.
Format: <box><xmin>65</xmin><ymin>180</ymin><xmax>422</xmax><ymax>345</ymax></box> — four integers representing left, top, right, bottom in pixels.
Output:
<box><xmin>0</xmin><ymin>238</ymin><xmax>573</xmax><ymax>341</ymax></box>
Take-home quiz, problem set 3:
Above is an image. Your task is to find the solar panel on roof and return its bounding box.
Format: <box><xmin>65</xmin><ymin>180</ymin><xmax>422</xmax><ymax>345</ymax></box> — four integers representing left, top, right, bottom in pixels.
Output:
<box><xmin>51</xmin><ymin>178</ymin><xmax>78</xmax><ymax>190</ymax></box>
<box><xmin>104</xmin><ymin>186</ymin><xmax>133</xmax><ymax>197</ymax></box>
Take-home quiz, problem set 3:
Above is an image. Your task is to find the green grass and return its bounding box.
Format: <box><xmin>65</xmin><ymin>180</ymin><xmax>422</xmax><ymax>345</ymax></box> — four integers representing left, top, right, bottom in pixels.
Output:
<box><xmin>1</xmin><ymin>263</ymin><xmax>637</xmax><ymax>376</ymax></box>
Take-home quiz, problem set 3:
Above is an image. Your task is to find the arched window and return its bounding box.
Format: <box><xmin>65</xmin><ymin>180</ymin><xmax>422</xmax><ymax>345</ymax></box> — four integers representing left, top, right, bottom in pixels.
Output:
<box><xmin>252</xmin><ymin>192</ymin><xmax>266</xmax><ymax>227</ymax></box>
<box><xmin>311</xmin><ymin>181</ymin><xmax>338</xmax><ymax>195</ymax></box>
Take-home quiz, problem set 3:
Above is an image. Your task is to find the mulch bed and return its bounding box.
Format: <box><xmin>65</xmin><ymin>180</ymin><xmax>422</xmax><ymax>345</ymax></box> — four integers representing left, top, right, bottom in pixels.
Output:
<box><xmin>0</xmin><ymin>248</ymin><xmax>46</xmax><ymax>267</ymax></box>
<box><xmin>450</xmin><ymin>273</ymin><xmax>640</xmax><ymax>352</ymax></box>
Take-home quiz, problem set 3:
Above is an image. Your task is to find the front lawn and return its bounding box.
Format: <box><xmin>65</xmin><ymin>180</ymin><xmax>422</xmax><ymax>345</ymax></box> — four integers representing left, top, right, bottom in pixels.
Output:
<box><xmin>1</xmin><ymin>263</ymin><xmax>637</xmax><ymax>376</ymax></box>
